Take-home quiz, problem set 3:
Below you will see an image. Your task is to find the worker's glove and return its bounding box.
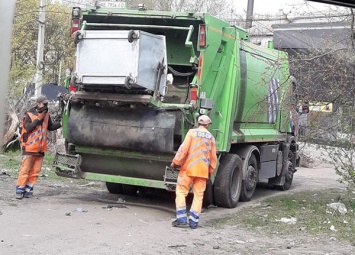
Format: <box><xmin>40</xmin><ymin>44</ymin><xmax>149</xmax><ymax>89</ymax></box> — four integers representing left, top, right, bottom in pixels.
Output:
<box><xmin>170</xmin><ymin>162</ymin><xmax>177</xmax><ymax>169</ymax></box>
<box><xmin>37</xmin><ymin>112</ymin><xmax>47</xmax><ymax>121</ymax></box>
<box><xmin>37</xmin><ymin>105</ymin><xmax>48</xmax><ymax>113</ymax></box>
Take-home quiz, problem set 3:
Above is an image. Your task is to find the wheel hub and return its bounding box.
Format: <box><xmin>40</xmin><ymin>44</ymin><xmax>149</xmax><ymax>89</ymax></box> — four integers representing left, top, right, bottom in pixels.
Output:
<box><xmin>246</xmin><ymin>165</ymin><xmax>257</xmax><ymax>191</ymax></box>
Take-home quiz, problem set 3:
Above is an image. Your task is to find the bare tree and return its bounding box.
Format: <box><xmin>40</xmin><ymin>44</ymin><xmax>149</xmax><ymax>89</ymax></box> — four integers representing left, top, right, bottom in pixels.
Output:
<box><xmin>126</xmin><ymin>0</ymin><xmax>232</xmax><ymax>18</ymax></box>
<box><xmin>288</xmin><ymin>8</ymin><xmax>355</xmax><ymax>187</ymax></box>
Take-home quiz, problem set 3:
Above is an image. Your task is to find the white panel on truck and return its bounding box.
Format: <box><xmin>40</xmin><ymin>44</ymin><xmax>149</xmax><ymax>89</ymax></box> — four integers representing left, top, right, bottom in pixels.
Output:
<box><xmin>75</xmin><ymin>30</ymin><xmax>167</xmax><ymax>96</ymax></box>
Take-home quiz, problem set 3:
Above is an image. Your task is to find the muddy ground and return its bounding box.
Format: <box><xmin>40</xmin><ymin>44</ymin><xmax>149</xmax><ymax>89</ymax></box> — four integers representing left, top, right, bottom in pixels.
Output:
<box><xmin>0</xmin><ymin>155</ymin><xmax>354</xmax><ymax>255</ymax></box>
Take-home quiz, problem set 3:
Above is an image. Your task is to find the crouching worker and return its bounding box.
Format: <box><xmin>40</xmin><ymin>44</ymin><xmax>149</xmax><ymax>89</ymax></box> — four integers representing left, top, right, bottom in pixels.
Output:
<box><xmin>171</xmin><ymin>115</ymin><xmax>217</xmax><ymax>229</ymax></box>
<box><xmin>15</xmin><ymin>95</ymin><xmax>62</xmax><ymax>199</ymax></box>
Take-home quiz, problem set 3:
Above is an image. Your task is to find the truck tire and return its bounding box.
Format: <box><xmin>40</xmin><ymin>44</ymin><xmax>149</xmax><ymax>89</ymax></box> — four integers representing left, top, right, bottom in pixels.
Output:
<box><xmin>122</xmin><ymin>184</ymin><xmax>139</xmax><ymax>196</ymax></box>
<box><xmin>124</xmin><ymin>76</ymin><xmax>132</xmax><ymax>89</ymax></box>
<box><xmin>71</xmin><ymin>75</ymin><xmax>77</xmax><ymax>89</ymax></box>
<box><xmin>213</xmin><ymin>153</ymin><xmax>243</xmax><ymax>208</ymax></box>
<box><xmin>240</xmin><ymin>154</ymin><xmax>258</xmax><ymax>202</ymax></box>
<box><xmin>74</xmin><ymin>31</ymin><xmax>82</xmax><ymax>45</ymax></box>
<box><xmin>202</xmin><ymin>178</ymin><xmax>214</xmax><ymax>208</ymax></box>
<box><xmin>106</xmin><ymin>182</ymin><xmax>124</xmax><ymax>194</ymax></box>
<box><xmin>128</xmin><ymin>30</ymin><xmax>137</xmax><ymax>43</ymax></box>
<box><xmin>276</xmin><ymin>160</ymin><xmax>293</xmax><ymax>191</ymax></box>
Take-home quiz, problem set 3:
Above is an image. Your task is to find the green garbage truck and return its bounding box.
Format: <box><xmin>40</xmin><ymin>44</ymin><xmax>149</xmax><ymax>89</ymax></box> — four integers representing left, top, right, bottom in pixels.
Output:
<box><xmin>54</xmin><ymin>2</ymin><xmax>300</xmax><ymax>208</ymax></box>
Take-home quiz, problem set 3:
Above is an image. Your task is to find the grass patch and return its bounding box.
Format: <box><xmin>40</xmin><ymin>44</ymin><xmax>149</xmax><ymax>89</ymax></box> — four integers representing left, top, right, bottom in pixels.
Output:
<box><xmin>210</xmin><ymin>189</ymin><xmax>355</xmax><ymax>242</ymax></box>
<box><xmin>0</xmin><ymin>151</ymin><xmax>22</xmax><ymax>173</ymax></box>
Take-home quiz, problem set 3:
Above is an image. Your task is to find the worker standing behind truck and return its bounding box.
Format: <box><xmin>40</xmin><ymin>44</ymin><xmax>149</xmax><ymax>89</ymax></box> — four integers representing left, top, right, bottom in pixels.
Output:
<box><xmin>170</xmin><ymin>115</ymin><xmax>217</xmax><ymax>229</ymax></box>
<box><xmin>16</xmin><ymin>95</ymin><xmax>62</xmax><ymax>199</ymax></box>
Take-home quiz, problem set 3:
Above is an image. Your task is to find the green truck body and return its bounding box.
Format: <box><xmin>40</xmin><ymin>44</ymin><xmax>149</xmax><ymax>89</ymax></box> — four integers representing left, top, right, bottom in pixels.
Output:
<box><xmin>54</xmin><ymin>4</ymin><xmax>299</xmax><ymax>208</ymax></box>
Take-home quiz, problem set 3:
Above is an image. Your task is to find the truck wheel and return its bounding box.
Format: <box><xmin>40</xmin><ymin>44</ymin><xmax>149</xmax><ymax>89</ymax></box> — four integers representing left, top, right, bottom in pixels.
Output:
<box><xmin>124</xmin><ymin>76</ymin><xmax>132</xmax><ymax>89</ymax></box>
<box><xmin>213</xmin><ymin>153</ymin><xmax>242</xmax><ymax>208</ymax></box>
<box><xmin>74</xmin><ymin>31</ymin><xmax>82</xmax><ymax>45</ymax></box>
<box><xmin>276</xmin><ymin>161</ymin><xmax>293</xmax><ymax>191</ymax></box>
<box><xmin>71</xmin><ymin>75</ymin><xmax>77</xmax><ymax>89</ymax></box>
<box><xmin>128</xmin><ymin>30</ymin><xmax>137</xmax><ymax>43</ymax></box>
<box><xmin>122</xmin><ymin>184</ymin><xmax>139</xmax><ymax>196</ymax></box>
<box><xmin>202</xmin><ymin>178</ymin><xmax>214</xmax><ymax>208</ymax></box>
<box><xmin>240</xmin><ymin>154</ymin><xmax>258</xmax><ymax>202</ymax></box>
<box><xmin>106</xmin><ymin>182</ymin><xmax>124</xmax><ymax>194</ymax></box>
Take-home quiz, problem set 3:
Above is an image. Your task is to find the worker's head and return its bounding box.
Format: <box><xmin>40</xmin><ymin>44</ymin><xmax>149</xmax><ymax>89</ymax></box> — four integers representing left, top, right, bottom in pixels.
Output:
<box><xmin>36</xmin><ymin>95</ymin><xmax>48</xmax><ymax>113</ymax></box>
<box><xmin>197</xmin><ymin>115</ymin><xmax>212</xmax><ymax>128</ymax></box>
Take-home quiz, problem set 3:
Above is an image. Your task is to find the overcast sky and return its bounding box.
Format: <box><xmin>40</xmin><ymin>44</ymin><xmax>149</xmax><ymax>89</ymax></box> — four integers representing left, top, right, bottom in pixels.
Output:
<box><xmin>233</xmin><ymin>0</ymin><xmax>348</xmax><ymax>15</ymax></box>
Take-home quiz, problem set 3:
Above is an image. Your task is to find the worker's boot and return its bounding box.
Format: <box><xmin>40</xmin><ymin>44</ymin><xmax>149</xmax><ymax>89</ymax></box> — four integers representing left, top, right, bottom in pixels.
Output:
<box><xmin>15</xmin><ymin>193</ymin><xmax>23</xmax><ymax>200</ymax></box>
<box><xmin>24</xmin><ymin>192</ymin><xmax>33</xmax><ymax>198</ymax></box>
<box><xmin>189</xmin><ymin>221</ymin><xmax>198</xmax><ymax>229</ymax></box>
<box><xmin>171</xmin><ymin>219</ymin><xmax>189</xmax><ymax>228</ymax></box>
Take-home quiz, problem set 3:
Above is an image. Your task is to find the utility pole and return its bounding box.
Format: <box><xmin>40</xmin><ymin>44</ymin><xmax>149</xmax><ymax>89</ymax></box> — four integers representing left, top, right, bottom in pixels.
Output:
<box><xmin>34</xmin><ymin>0</ymin><xmax>46</xmax><ymax>97</ymax></box>
<box><xmin>58</xmin><ymin>60</ymin><xmax>62</xmax><ymax>85</ymax></box>
<box><xmin>246</xmin><ymin>0</ymin><xmax>254</xmax><ymax>29</ymax></box>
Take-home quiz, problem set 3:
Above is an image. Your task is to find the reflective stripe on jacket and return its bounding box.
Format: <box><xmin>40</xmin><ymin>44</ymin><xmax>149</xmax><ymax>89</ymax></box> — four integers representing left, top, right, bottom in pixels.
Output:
<box><xmin>173</xmin><ymin>126</ymin><xmax>217</xmax><ymax>178</ymax></box>
<box><xmin>21</xmin><ymin>112</ymin><xmax>49</xmax><ymax>153</ymax></box>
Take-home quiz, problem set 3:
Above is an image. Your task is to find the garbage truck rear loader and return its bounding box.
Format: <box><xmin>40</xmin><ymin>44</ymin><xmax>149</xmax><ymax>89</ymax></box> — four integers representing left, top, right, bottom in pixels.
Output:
<box><xmin>54</xmin><ymin>4</ymin><xmax>299</xmax><ymax>208</ymax></box>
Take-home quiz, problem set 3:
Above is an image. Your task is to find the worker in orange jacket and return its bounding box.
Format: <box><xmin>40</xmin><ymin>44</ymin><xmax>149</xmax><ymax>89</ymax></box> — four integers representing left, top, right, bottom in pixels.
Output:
<box><xmin>16</xmin><ymin>95</ymin><xmax>61</xmax><ymax>199</ymax></box>
<box><xmin>171</xmin><ymin>115</ymin><xmax>217</xmax><ymax>229</ymax></box>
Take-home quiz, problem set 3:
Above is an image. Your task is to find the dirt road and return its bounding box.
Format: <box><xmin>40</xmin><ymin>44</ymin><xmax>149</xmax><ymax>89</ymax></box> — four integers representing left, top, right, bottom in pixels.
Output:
<box><xmin>0</xmin><ymin>160</ymin><xmax>354</xmax><ymax>255</ymax></box>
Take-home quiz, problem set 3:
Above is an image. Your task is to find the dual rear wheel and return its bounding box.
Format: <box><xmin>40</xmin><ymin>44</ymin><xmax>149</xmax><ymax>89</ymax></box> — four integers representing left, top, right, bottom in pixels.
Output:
<box><xmin>213</xmin><ymin>153</ymin><xmax>258</xmax><ymax>208</ymax></box>
<box><xmin>106</xmin><ymin>150</ymin><xmax>294</xmax><ymax>208</ymax></box>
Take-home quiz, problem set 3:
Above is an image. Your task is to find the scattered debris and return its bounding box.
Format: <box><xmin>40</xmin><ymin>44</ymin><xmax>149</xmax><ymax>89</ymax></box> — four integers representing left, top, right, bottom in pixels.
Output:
<box><xmin>300</xmin><ymin>151</ymin><xmax>316</xmax><ymax>168</ymax></box>
<box><xmin>117</xmin><ymin>198</ymin><xmax>125</xmax><ymax>203</ymax></box>
<box><xmin>1</xmin><ymin>171</ymin><xmax>10</xmax><ymax>176</ymax></box>
<box><xmin>40</xmin><ymin>174</ymin><xmax>48</xmax><ymax>177</ymax></box>
<box><xmin>105</xmin><ymin>204</ymin><xmax>127</xmax><ymax>209</ymax></box>
<box><xmin>329</xmin><ymin>237</ymin><xmax>337</xmax><ymax>241</ymax></box>
<box><xmin>276</xmin><ymin>217</ymin><xmax>297</xmax><ymax>224</ymax></box>
<box><xmin>251</xmin><ymin>202</ymin><xmax>261</xmax><ymax>208</ymax></box>
<box><xmin>138</xmin><ymin>219</ymin><xmax>152</xmax><ymax>225</ymax></box>
<box><xmin>299</xmin><ymin>227</ymin><xmax>306</xmax><ymax>232</ymax></box>
<box><xmin>235</xmin><ymin>240</ymin><xmax>246</xmax><ymax>244</ymax></box>
<box><xmin>168</xmin><ymin>245</ymin><xmax>187</xmax><ymax>249</ymax></box>
<box><xmin>213</xmin><ymin>245</ymin><xmax>220</xmax><ymax>249</ymax></box>
<box><xmin>49</xmin><ymin>184</ymin><xmax>66</xmax><ymax>188</ymax></box>
<box><xmin>327</xmin><ymin>202</ymin><xmax>347</xmax><ymax>215</ymax></box>
<box><xmin>206</xmin><ymin>204</ymin><xmax>218</xmax><ymax>209</ymax></box>
<box><xmin>330</xmin><ymin>225</ymin><xmax>337</xmax><ymax>232</ymax></box>
<box><xmin>74</xmin><ymin>208</ymin><xmax>88</xmax><ymax>213</ymax></box>
<box><xmin>65</xmin><ymin>212</ymin><xmax>71</xmax><ymax>216</ymax></box>
<box><xmin>80</xmin><ymin>182</ymin><xmax>95</xmax><ymax>187</ymax></box>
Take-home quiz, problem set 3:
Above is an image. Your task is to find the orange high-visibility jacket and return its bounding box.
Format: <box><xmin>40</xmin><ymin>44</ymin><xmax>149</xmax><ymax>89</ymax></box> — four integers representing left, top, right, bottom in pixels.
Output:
<box><xmin>173</xmin><ymin>126</ymin><xmax>217</xmax><ymax>178</ymax></box>
<box><xmin>20</xmin><ymin>112</ymin><xmax>49</xmax><ymax>153</ymax></box>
